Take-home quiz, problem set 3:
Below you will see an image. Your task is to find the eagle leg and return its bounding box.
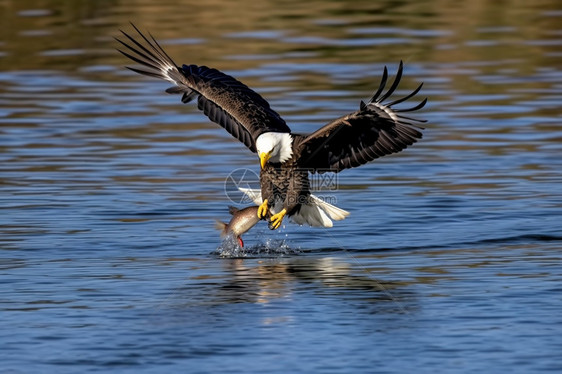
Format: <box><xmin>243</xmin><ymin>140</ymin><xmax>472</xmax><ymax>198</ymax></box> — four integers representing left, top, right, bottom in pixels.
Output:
<box><xmin>257</xmin><ymin>199</ymin><xmax>269</xmax><ymax>219</ymax></box>
<box><xmin>269</xmin><ymin>209</ymin><xmax>287</xmax><ymax>230</ymax></box>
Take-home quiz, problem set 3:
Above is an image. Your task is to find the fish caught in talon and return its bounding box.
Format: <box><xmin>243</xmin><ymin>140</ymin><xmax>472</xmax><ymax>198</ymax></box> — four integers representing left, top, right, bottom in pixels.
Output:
<box><xmin>215</xmin><ymin>206</ymin><xmax>261</xmax><ymax>247</ymax></box>
<box><xmin>257</xmin><ymin>199</ymin><xmax>269</xmax><ymax>219</ymax></box>
<box><xmin>118</xmin><ymin>25</ymin><xmax>427</xmax><ymax>238</ymax></box>
<box><xmin>269</xmin><ymin>209</ymin><xmax>287</xmax><ymax>230</ymax></box>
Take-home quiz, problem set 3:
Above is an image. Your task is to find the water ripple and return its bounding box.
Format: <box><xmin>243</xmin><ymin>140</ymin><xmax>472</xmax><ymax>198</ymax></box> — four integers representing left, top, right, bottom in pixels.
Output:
<box><xmin>1</xmin><ymin>1</ymin><xmax>562</xmax><ymax>373</ymax></box>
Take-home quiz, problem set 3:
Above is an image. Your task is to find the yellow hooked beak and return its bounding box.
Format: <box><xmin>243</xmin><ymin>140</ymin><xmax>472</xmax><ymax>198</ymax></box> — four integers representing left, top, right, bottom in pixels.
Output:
<box><xmin>259</xmin><ymin>151</ymin><xmax>271</xmax><ymax>169</ymax></box>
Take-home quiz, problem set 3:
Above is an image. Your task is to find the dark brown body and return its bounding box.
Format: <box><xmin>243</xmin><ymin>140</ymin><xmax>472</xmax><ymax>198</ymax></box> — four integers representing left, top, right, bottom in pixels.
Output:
<box><xmin>260</xmin><ymin>141</ymin><xmax>311</xmax><ymax>217</ymax></box>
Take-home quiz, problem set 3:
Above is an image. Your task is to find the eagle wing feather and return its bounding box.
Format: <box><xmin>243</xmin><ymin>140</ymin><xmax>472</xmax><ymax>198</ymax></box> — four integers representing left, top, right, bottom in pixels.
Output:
<box><xmin>116</xmin><ymin>24</ymin><xmax>290</xmax><ymax>153</ymax></box>
<box><xmin>298</xmin><ymin>61</ymin><xmax>426</xmax><ymax>173</ymax></box>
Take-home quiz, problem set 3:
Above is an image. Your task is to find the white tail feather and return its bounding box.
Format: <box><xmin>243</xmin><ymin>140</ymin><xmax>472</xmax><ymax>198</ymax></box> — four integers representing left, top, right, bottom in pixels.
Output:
<box><xmin>237</xmin><ymin>187</ymin><xmax>349</xmax><ymax>228</ymax></box>
<box><xmin>291</xmin><ymin>203</ymin><xmax>333</xmax><ymax>227</ymax></box>
<box><xmin>308</xmin><ymin>194</ymin><xmax>350</xmax><ymax>221</ymax></box>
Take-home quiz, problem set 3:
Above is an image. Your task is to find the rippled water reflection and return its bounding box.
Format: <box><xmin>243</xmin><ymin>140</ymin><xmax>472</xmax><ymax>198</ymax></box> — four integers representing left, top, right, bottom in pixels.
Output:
<box><xmin>1</xmin><ymin>0</ymin><xmax>561</xmax><ymax>373</ymax></box>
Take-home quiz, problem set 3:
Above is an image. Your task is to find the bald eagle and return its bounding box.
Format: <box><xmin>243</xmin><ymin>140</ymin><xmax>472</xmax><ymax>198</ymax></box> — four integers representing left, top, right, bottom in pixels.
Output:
<box><xmin>116</xmin><ymin>25</ymin><xmax>426</xmax><ymax>230</ymax></box>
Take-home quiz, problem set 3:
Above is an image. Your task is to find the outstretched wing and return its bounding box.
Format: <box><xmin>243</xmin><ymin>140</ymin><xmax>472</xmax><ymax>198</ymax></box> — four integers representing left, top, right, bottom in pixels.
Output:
<box><xmin>298</xmin><ymin>61</ymin><xmax>426</xmax><ymax>173</ymax></box>
<box><xmin>115</xmin><ymin>24</ymin><xmax>291</xmax><ymax>153</ymax></box>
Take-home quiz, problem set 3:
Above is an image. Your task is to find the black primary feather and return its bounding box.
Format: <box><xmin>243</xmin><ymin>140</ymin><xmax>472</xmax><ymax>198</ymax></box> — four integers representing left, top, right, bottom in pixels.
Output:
<box><xmin>299</xmin><ymin>61</ymin><xmax>427</xmax><ymax>173</ymax></box>
<box><xmin>116</xmin><ymin>24</ymin><xmax>291</xmax><ymax>153</ymax></box>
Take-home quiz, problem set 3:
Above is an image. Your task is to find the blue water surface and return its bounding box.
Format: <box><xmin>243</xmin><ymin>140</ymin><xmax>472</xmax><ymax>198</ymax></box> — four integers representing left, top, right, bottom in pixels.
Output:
<box><xmin>1</xmin><ymin>0</ymin><xmax>561</xmax><ymax>373</ymax></box>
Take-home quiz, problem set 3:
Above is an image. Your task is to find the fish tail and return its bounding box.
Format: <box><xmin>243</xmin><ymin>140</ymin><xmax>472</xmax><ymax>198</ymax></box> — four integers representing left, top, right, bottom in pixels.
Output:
<box><xmin>214</xmin><ymin>220</ymin><xmax>228</xmax><ymax>238</ymax></box>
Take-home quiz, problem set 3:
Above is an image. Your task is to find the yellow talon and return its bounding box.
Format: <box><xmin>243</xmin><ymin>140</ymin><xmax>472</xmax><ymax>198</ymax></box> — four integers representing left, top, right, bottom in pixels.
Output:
<box><xmin>270</xmin><ymin>209</ymin><xmax>287</xmax><ymax>230</ymax></box>
<box><xmin>257</xmin><ymin>199</ymin><xmax>269</xmax><ymax>219</ymax></box>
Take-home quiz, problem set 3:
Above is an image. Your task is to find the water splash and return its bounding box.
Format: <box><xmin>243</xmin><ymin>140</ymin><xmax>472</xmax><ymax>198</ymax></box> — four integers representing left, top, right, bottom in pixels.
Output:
<box><xmin>214</xmin><ymin>235</ymin><xmax>300</xmax><ymax>258</ymax></box>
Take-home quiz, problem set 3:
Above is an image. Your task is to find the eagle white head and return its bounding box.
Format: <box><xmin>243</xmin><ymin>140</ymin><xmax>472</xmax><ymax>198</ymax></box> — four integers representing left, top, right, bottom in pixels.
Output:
<box><xmin>255</xmin><ymin>132</ymin><xmax>293</xmax><ymax>168</ymax></box>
